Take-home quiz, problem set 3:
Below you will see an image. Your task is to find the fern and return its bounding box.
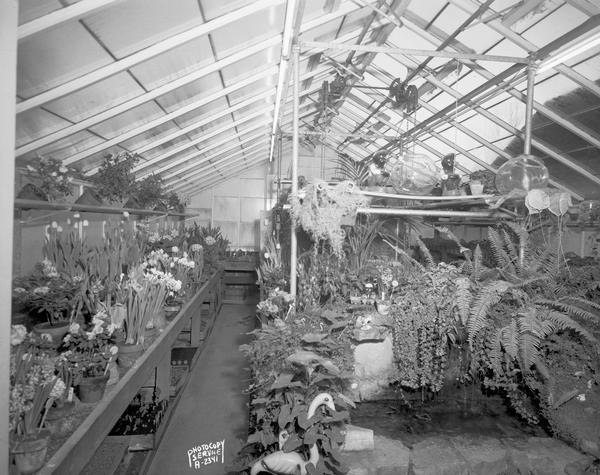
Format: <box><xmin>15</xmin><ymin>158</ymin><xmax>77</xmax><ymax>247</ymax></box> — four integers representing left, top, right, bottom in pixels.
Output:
<box><xmin>455</xmin><ymin>277</ymin><xmax>472</xmax><ymax>326</ymax></box>
<box><xmin>487</xmin><ymin>227</ymin><xmax>516</xmax><ymax>275</ymax></box>
<box><xmin>468</xmin><ymin>280</ymin><xmax>511</xmax><ymax>344</ymax></box>
<box><xmin>541</xmin><ymin>309</ymin><xmax>598</xmax><ymax>344</ymax></box>
<box><xmin>415</xmin><ymin>236</ymin><xmax>435</xmax><ymax>268</ymax></box>
<box><xmin>536</xmin><ymin>298</ymin><xmax>599</xmax><ymax>322</ymax></box>
<box><xmin>500</xmin><ymin>320</ymin><xmax>519</xmax><ymax>360</ymax></box>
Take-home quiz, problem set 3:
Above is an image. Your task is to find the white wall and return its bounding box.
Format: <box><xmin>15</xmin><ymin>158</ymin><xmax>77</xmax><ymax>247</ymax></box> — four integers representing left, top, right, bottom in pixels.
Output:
<box><xmin>187</xmin><ymin>165</ymin><xmax>270</xmax><ymax>250</ymax></box>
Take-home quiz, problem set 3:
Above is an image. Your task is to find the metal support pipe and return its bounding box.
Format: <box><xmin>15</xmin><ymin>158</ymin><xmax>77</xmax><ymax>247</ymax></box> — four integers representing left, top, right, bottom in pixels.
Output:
<box><xmin>523</xmin><ymin>61</ymin><xmax>537</xmax><ymax>155</ymax></box>
<box><xmin>356</xmin><ymin>208</ymin><xmax>511</xmax><ymax>218</ymax></box>
<box><xmin>290</xmin><ymin>44</ymin><xmax>300</xmax><ymax>298</ymax></box>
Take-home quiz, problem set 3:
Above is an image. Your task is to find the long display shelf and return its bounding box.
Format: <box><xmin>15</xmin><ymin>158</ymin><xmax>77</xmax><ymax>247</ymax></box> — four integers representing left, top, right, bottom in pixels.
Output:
<box><xmin>14</xmin><ymin>198</ymin><xmax>188</xmax><ymax>217</ymax></box>
<box><xmin>36</xmin><ymin>269</ymin><xmax>224</xmax><ymax>475</ymax></box>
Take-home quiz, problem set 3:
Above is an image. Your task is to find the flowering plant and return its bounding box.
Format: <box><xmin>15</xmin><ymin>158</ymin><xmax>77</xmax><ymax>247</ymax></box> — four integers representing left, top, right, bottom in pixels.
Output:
<box><xmin>12</xmin><ymin>259</ymin><xmax>82</xmax><ymax>324</ymax></box>
<box><xmin>122</xmin><ymin>266</ymin><xmax>181</xmax><ymax>345</ymax></box>
<box><xmin>61</xmin><ymin>315</ymin><xmax>118</xmax><ymax>384</ymax></box>
<box><xmin>23</xmin><ymin>156</ymin><xmax>81</xmax><ymax>201</ymax></box>
<box><xmin>376</xmin><ymin>265</ymin><xmax>399</xmax><ymax>302</ymax></box>
<box><xmin>256</xmin><ymin>289</ymin><xmax>294</xmax><ymax>324</ymax></box>
<box><xmin>9</xmin><ymin>334</ymin><xmax>60</xmax><ymax>438</ymax></box>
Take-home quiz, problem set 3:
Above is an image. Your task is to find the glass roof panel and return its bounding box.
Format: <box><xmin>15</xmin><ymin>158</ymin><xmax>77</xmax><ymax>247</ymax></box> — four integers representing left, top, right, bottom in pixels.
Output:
<box><xmin>83</xmin><ymin>0</ymin><xmax>202</xmax><ymax>59</ymax></box>
<box><xmin>17</xmin><ymin>21</ymin><xmax>112</xmax><ymax>98</ymax></box>
<box><xmin>18</xmin><ymin>0</ymin><xmax>62</xmax><ymax>24</ymax></box>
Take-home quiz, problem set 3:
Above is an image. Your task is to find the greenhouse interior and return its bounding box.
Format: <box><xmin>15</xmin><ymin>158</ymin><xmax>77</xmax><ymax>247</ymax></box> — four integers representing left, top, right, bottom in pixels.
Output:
<box><xmin>3</xmin><ymin>0</ymin><xmax>600</xmax><ymax>474</ymax></box>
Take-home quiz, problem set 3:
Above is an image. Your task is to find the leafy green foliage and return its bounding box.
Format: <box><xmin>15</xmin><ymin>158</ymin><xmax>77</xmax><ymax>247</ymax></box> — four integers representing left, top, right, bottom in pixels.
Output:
<box><xmin>93</xmin><ymin>152</ymin><xmax>139</xmax><ymax>202</ymax></box>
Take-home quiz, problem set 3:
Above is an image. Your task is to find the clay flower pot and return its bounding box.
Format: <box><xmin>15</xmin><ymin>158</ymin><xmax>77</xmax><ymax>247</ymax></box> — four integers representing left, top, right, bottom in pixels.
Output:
<box><xmin>77</xmin><ymin>374</ymin><xmax>109</xmax><ymax>404</ymax></box>
<box><xmin>32</xmin><ymin>321</ymin><xmax>70</xmax><ymax>347</ymax></box>
<box><xmin>44</xmin><ymin>401</ymin><xmax>75</xmax><ymax>437</ymax></box>
<box><xmin>117</xmin><ymin>343</ymin><xmax>144</xmax><ymax>370</ymax></box>
<box><xmin>11</xmin><ymin>430</ymin><xmax>50</xmax><ymax>474</ymax></box>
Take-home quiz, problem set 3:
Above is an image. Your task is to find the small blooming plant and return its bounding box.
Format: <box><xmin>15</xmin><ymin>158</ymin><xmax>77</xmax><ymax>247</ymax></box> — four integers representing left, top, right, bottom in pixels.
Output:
<box><xmin>61</xmin><ymin>315</ymin><xmax>118</xmax><ymax>384</ymax></box>
<box><xmin>9</xmin><ymin>326</ymin><xmax>60</xmax><ymax>439</ymax></box>
<box><xmin>256</xmin><ymin>288</ymin><xmax>295</xmax><ymax>324</ymax></box>
<box><xmin>376</xmin><ymin>265</ymin><xmax>399</xmax><ymax>302</ymax></box>
<box><xmin>24</xmin><ymin>156</ymin><xmax>81</xmax><ymax>200</ymax></box>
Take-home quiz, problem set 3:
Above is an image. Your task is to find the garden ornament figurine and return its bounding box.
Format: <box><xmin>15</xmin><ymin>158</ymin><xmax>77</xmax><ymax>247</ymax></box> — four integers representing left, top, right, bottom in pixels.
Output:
<box><xmin>250</xmin><ymin>393</ymin><xmax>336</xmax><ymax>475</ymax></box>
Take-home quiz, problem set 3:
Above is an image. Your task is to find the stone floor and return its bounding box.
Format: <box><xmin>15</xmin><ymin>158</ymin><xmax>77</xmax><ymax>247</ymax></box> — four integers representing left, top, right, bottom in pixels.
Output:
<box><xmin>345</xmin><ymin>433</ymin><xmax>596</xmax><ymax>475</ymax></box>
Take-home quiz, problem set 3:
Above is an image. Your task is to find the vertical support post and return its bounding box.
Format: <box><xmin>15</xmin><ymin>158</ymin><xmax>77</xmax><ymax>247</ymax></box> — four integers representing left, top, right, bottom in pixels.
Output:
<box><xmin>290</xmin><ymin>44</ymin><xmax>300</xmax><ymax>297</ymax></box>
<box><xmin>523</xmin><ymin>61</ymin><xmax>537</xmax><ymax>155</ymax></box>
<box><xmin>0</xmin><ymin>1</ymin><xmax>17</xmax><ymax>472</ymax></box>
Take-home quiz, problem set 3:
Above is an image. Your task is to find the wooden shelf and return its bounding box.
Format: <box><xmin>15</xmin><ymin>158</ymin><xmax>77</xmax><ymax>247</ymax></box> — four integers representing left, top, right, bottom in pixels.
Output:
<box><xmin>14</xmin><ymin>198</ymin><xmax>189</xmax><ymax>217</ymax></box>
<box><xmin>37</xmin><ymin>270</ymin><xmax>224</xmax><ymax>475</ymax></box>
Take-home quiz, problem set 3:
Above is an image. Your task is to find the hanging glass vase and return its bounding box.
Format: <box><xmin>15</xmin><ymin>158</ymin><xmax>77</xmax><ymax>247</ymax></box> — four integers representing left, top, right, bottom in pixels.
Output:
<box><xmin>494</xmin><ymin>154</ymin><xmax>549</xmax><ymax>194</ymax></box>
<box><xmin>387</xmin><ymin>152</ymin><xmax>440</xmax><ymax>195</ymax></box>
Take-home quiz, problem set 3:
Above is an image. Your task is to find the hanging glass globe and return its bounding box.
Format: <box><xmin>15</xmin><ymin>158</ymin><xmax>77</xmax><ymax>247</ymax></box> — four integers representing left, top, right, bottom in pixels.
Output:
<box><xmin>494</xmin><ymin>154</ymin><xmax>549</xmax><ymax>194</ymax></box>
<box><xmin>387</xmin><ymin>153</ymin><xmax>440</xmax><ymax>195</ymax></box>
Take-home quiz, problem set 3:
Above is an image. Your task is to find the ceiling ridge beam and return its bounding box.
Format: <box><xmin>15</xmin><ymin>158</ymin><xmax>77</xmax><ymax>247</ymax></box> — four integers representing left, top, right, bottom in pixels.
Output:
<box><xmin>18</xmin><ymin>0</ymin><xmax>124</xmax><ymax>40</ymax></box>
<box><xmin>16</xmin><ymin>0</ymin><xmax>285</xmax><ymax>114</ymax></box>
<box><xmin>16</xmin><ymin>37</ymin><xmax>281</xmax><ymax>157</ymax></box>
<box><xmin>62</xmin><ymin>66</ymin><xmax>277</xmax><ymax>166</ymax></box>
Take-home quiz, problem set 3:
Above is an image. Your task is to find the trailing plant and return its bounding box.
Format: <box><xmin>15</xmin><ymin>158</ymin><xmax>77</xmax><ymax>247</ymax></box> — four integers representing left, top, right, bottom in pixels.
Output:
<box><xmin>289</xmin><ymin>180</ymin><xmax>369</xmax><ymax>257</ymax></box>
<box><xmin>391</xmin><ymin>262</ymin><xmax>462</xmax><ymax>393</ymax></box>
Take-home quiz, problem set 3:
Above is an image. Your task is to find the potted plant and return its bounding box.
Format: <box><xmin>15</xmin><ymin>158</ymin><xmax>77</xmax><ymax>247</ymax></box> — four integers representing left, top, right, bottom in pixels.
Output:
<box><xmin>92</xmin><ymin>152</ymin><xmax>139</xmax><ymax>205</ymax></box>
<box><xmin>375</xmin><ymin>264</ymin><xmax>399</xmax><ymax>315</ymax></box>
<box><xmin>62</xmin><ymin>315</ymin><xmax>118</xmax><ymax>403</ymax></box>
<box><xmin>12</xmin><ymin>258</ymin><xmax>81</xmax><ymax>345</ymax></box>
<box><xmin>42</xmin><ymin>361</ymin><xmax>76</xmax><ymax>437</ymax></box>
<box><xmin>134</xmin><ymin>174</ymin><xmax>166</xmax><ymax>209</ymax></box>
<box><xmin>469</xmin><ymin>169</ymin><xmax>497</xmax><ymax>194</ymax></box>
<box><xmin>9</xmin><ymin>337</ymin><xmax>60</xmax><ymax>474</ymax></box>
<box><xmin>18</xmin><ymin>156</ymin><xmax>81</xmax><ymax>202</ymax></box>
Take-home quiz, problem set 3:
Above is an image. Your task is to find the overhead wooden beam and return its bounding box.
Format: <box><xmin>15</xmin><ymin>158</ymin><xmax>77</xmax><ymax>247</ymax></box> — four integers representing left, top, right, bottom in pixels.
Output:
<box><xmin>62</xmin><ymin>66</ymin><xmax>277</xmax><ymax>166</ymax></box>
<box><xmin>300</xmin><ymin>40</ymin><xmax>530</xmax><ymax>63</ymax></box>
<box><xmin>17</xmin><ymin>0</ymin><xmax>364</xmax><ymax>156</ymax></box>
<box><xmin>173</xmin><ymin>151</ymin><xmax>268</xmax><ymax>193</ymax></box>
<box><xmin>176</xmin><ymin>159</ymin><xmax>269</xmax><ymax>195</ymax></box>
<box><xmin>169</xmin><ymin>145</ymin><xmax>268</xmax><ymax>191</ymax></box>
<box><xmin>448</xmin><ymin>0</ymin><xmax>600</xmax><ymax>98</ymax></box>
<box><xmin>136</xmin><ymin>117</ymin><xmax>273</xmax><ymax>179</ymax></box>
<box><xmin>17</xmin><ymin>36</ymin><xmax>281</xmax><ymax>157</ymax></box>
<box><xmin>163</xmin><ymin>133</ymin><xmax>267</xmax><ymax>181</ymax></box>
<box><xmin>18</xmin><ymin>0</ymin><xmax>123</xmax><ymax>40</ymax></box>
<box><xmin>16</xmin><ymin>0</ymin><xmax>284</xmax><ymax>114</ymax></box>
